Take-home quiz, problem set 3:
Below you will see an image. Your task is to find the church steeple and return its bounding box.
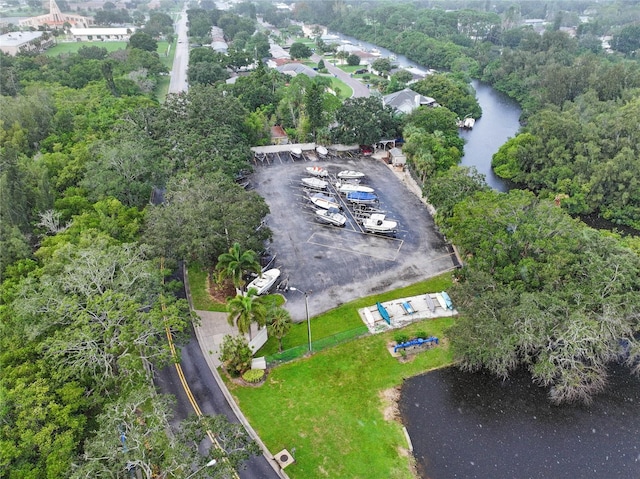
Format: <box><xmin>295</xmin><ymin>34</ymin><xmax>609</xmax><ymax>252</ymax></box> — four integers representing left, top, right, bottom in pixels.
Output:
<box><xmin>49</xmin><ymin>0</ymin><xmax>63</xmax><ymax>23</ymax></box>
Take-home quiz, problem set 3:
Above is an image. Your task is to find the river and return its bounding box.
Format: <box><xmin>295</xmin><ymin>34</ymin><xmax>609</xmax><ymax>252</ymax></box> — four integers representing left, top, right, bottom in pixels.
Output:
<box><xmin>329</xmin><ymin>31</ymin><xmax>521</xmax><ymax>191</ymax></box>
<box><xmin>330</xmin><ymin>31</ymin><xmax>640</xmax><ymax>479</ymax></box>
<box><xmin>459</xmin><ymin>80</ymin><xmax>521</xmax><ymax>191</ymax></box>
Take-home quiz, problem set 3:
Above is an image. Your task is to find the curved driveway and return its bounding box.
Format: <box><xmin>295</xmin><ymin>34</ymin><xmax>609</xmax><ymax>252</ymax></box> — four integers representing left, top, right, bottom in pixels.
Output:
<box><xmin>311</xmin><ymin>53</ymin><xmax>371</xmax><ymax>98</ymax></box>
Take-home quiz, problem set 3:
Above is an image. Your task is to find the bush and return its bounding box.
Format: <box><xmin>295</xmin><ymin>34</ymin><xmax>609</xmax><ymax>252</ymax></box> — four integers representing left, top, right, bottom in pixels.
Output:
<box><xmin>220</xmin><ymin>335</ymin><xmax>252</xmax><ymax>377</ymax></box>
<box><xmin>318</xmin><ymin>59</ymin><xmax>325</xmax><ymax>70</ymax></box>
<box><xmin>347</xmin><ymin>54</ymin><xmax>360</xmax><ymax>66</ymax></box>
<box><xmin>242</xmin><ymin>369</ymin><xmax>265</xmax><ymax>383</ymax></box>
<box><xmin>393</xmin><ymin>332</ymin><xmax>410</xmax><ymax>344</ymax></box>
<box><xmin>415</xmin><ymin>330</ymin><xmax>429</xmax><ymax>339</ymax></box>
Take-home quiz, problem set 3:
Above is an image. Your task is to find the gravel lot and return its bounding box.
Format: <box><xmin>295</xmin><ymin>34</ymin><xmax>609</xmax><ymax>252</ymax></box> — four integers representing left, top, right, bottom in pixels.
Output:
<box><xmin>251</xmin><ymin>150</ymin><xmax>456</xmax><ymax>322</ymax></box>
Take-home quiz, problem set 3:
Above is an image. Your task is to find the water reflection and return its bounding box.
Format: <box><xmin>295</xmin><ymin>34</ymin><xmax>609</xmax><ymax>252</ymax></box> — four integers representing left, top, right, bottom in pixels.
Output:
<box><xmin>459</xmin><ymin>81</ymin><xmax>522</xmax><ymax>192</ymax></box>
<box><xmin>400</xmin><ymin>366</ymin><xmax>640</xmax><ymax>479</ymax></box>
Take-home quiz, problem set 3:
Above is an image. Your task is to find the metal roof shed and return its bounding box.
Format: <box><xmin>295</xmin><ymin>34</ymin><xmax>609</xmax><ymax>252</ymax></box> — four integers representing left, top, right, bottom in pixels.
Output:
<box><xmin>389</xmin><ymin>147</ymin><xmax>406</xmax><ymax>167</ymax></box>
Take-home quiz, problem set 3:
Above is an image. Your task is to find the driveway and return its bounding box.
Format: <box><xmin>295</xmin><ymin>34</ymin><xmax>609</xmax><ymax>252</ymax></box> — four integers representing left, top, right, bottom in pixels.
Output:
<box><xmin>311</xmin><ymin>53</ymin><xmax>371</xmax><ymax>98</ymax></box>
<box><xmin>251</xmin><ymin>152</ymin><xmax>457</xmax><ymax>322</ymax></box>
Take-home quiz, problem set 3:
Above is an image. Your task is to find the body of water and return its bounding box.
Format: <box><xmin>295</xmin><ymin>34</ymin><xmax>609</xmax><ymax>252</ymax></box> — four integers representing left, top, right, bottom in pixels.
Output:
<box><xmin>331</xmin><ymin>29</ymin><xmax>639</xmax><ymax>478</ymax></box>
<box><xmin>330</xmin><ymin>32</ymin><xmax>522</xmax><ymax>191</ymax></box>
<box><xmin>400</xmin><ymin>366</ymin><xmax>640</xmax><ymax>478</ymax></box>
<box><xmin>459</xmin><ymin>80</ymin><xmax>521</xmax><ymax>191</ymax></box>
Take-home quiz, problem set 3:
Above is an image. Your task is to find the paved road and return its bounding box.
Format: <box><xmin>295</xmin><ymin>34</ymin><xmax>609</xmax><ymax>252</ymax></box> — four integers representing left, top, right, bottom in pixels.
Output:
<box><xmin>169</xmin><ymin>8</ymin><xmax>189</xmax><ymax>94</ymax></box>
<box><xmin>311</xmin><ymin>53</ymin><xmax>371</xmax><ymax>98</ymax></box>
<box><xmin>155</xmin><ymin>329</ymin><xmax>278</xmax><ymax>479</ymax></box>
<box><xmin>156</xmin><ymin>15</ymin><xmax>283</xmax><ymax>478</ymax></box>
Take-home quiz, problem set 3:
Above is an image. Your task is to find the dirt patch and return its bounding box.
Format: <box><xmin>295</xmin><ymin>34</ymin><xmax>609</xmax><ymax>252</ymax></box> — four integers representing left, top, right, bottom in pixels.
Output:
<box><xmin>380</xmin><ymin>387</ymin><xmax>401</xmax><ymax>421</ymax></box>
<box><xmin>208</xmin><ymin>277</ymin><xmax>236</xmax><ymax>303</ymax></box>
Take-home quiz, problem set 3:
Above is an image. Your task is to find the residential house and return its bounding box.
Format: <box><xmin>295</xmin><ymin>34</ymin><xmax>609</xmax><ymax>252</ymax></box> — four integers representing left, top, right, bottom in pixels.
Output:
<box><xmin>382</xmin><ymin>88</ymin><xmax>439</xmax><ymax>114</ymax></box>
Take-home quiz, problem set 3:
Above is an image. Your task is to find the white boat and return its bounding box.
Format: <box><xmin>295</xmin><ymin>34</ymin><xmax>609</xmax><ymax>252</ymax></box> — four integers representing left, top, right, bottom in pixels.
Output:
<box><xmin>291</xmin><ymin>147</ymin><xmax>303</xmax><ymax>158</ymax></box>
<box><xmin>440</xmin><ymin>291</ymin><xmax>454</xmax><ymax>310</ymax></box>
<box><xmin>306</xmin><ymin>166</ymin><xmax>329</xmax><ymax>177</ymax></box>
<box><xmin>316</xmin><ymin>145</ymin><xmax>328</xmax><ymax>158</ymax></box>
<box><xmin>309</xmin><ymin>193</ymin><xmax>341</xmax><ymax>210</ymax></box>
<box><xmin>301</xmin><ymin>177</ymin><xmax>328</xmax><ymax>190</ymax></box>
<box><xmin>335</xmin><ymin>181</ymin><xmax>374</xmax><ymax>194</ymax></box>
<box><xmin>346</xmin><ymin>191</ymin><xmax>378</xmax><ymax>204</ymax></box>
<box><xmin>463</xmin><ymin>117</ymin><xmax>475</xmax><ymax>129</ymax></box>
<box><xmin>246</xmin><ymin>268</ymin><xmax>280</xmax><ymax>295</ymax></box>
<box><xmin>315</xmin><ymin>208</ymin><xmax>347</xmax><ymax>226</ymax></box>
<box><xmin>362</xmin><ymin>214</ymin><xmax>397</xmax><ymax>234</ymax></box>
<box><xmin>337</xmin><ymin>170</ymin><xmax>365</xmax><ymax>180</ymax></box>
<box><xmin>434</xmin><ymin>292</ymin><xmax>448</xmax><ymax>310</ymax></box>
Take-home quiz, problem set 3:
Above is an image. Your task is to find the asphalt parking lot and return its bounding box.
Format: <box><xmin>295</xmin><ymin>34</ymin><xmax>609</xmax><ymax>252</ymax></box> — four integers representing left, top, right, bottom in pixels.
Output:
<box><xmin>251</xmin><ymin>149</ymin><xmax>457</xmax><ymax>322</ymax></box>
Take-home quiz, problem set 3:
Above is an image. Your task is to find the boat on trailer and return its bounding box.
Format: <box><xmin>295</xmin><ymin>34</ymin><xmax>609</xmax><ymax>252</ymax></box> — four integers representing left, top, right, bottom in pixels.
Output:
<box><xmin>346</xmin><ymin>191</ymin><xmax>378</xmax><ymax>204</ymax></box>
<box><xmin>440</xmin><ymin>291</ymin><xmax>454</xmax><ymax>310</ymax></box>
<box><xmin>362</xmin><ymin>214</ymin><xmax>397</xmax><ymax>234</ymax></box>
<box><xmin>435</xmin><ymin>293</ymin><xmax>448</xmax><ymax>310</ymax></box>
<box><xmin>337</xmin><ymin>170</ymin><xmax>365</xmax><ymax>180</ymax></box>
<box><xmin>246</xmin><ymin>268</ymin><xmax>281</xmax><ymax>295</ymax></box>
<box><xmin>301</xmin><ymin>177</ymin><xmax>328</xmax><ymax>190</ymax></box>
<box><xmin>316</xmin><ymin>145</ymin><xmax>328</xmax><ymax>158</ymax></box>
<box><xmin>335</xmin><ymin>181</ymin><xmax>374</xmax><ymax>194</ymax></box>
<box><xmin>315</xmin><ymin>207</ymin><xmax>347</xmax><ymax>226</ymax></box>
<box><xmin>309</xmin><ymin>193</ymin><xmax>341</xmax><ymax>210</ymax></box>
<box><xmin>291</xmin><ymin>147</ymin><xmax>303</xmax><ymax>158</ymax></box>
<box><xmin>306</xmin><ymin>166</ymin><xmax>329</xmax><ymax>177</ymax></box>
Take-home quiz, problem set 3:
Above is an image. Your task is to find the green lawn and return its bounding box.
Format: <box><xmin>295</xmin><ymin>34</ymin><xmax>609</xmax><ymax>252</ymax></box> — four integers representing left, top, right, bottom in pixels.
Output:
<box><xmin>45</xmin><ymin>41</ymin><xmax>128</xmax><ymax>56</ymax></box>
<box><xmin>257</xmin><ymin>275</ymin><xmax>453</xmax><ymax>358</ymax></box>
<box><xmin>228</xmin><ymin>306</ymin><xmax>455</xmax><ymax>478</ymax></box>
<box><xmin>325</xmin><ymin>75</ymin><xmax>353</xmax><ymax>99</ymax></box>
<box><xmin>187</xmin><ymin>264</ymin><xmax>227</xmax><ymax>312</ymax></box>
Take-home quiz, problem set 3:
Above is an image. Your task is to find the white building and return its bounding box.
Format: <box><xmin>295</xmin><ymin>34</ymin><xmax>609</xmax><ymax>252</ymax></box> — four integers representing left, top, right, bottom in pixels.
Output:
<box><xmin>69</xmin><ymin>27</ymin><xmax>134</xmax><ymax>42</ymax></box>
<box><xmin>0</xmin><ymin>31</ymin><xmax>54</xmax><ymax>56</ymax></box>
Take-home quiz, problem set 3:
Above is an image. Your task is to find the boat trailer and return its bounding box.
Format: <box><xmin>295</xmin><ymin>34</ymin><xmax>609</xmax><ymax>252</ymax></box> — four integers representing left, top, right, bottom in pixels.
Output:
<box><xmin>394</xmin><ymin>337</ymin><xmax>439</xmax><ymax>353</ymax></box>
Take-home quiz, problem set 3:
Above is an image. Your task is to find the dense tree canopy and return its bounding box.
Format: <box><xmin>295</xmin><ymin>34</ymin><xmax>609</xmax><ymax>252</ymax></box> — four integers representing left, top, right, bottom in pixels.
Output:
<box><xmin>444</xmin><ymin>190</ymin><xmax>640</xmax><ymax>404</ymax></box>
<box><xmin>289</xmin><ymin>41</ymin><xmax>312</xmax><ymax>60</ymax></box>
<box><xmin>331</xmin><ymin>96</ymin><xmax>401</xmax><ymax>146</ymax></box>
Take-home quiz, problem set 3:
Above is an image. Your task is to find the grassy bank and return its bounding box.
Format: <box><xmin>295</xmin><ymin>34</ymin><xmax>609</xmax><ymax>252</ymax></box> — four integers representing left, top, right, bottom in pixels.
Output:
<box><xmin>227</xmin><ymin>273</ymin><xmax>456</xmax><ymax>479</ymax></box>
<box><xmin>228</xmin><ymin>315</ymin><xmax>454</xmax><ymax>479</ymax></box>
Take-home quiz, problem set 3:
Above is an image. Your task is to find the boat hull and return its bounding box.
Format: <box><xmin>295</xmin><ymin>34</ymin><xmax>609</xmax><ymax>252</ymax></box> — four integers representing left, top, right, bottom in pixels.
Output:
<box><xmin>362</xmin><ymin>213</ymin><xmax>397</xmax><ymax>234</ymax></box>
<box><xmin>301</xmin><ymin>177</ymin><xmax>328</xmax><ymax>190</ymax></box>
<box><xmin>310</xmin><ymin>193</ymin><xmax>341</xmax><ymax>210</ymax></box>
<box><xmin>335</xmin><ymin>182</ymin><xmax>374</xmax><ymax>194</ymax></box>
<box><xmin>346</xmin><ymin>191</ymin><xmax>378</xmax><ymax>204</ymax></box>
<box><xmin>246</xmin><ymin>268</ymin><xmax>281</xmax><ymax>295</ymax></box>
<box><xmin>306</xmin><ymin>166</ymin><xmax>329</xmax><ymax>177</ymax></box>
<box><xmin>315</xmin><ymin>208</ymin><xmax>346</xmax><ymax>226</ymax></box>
<box><xmin>316</xmin><ymin>146</ymin><xmax>328</xmax><ymax>158</ymax></box>
<box><xmin>337</xmin><ymin>170</ymin><xmax>365</xmax><ymax>180</ymax></box>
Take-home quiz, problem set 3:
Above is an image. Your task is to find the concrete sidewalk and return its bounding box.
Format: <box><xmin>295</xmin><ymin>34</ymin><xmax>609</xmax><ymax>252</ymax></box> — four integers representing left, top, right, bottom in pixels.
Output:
<box><xmin>193</xmin><ymin>310</ymin><xmax>237</xmax><ymax>367</ymax></box>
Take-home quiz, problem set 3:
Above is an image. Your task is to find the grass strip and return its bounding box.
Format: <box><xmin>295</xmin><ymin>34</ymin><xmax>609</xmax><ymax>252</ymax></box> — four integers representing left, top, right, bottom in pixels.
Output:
<box><xmin>227</xmin><ymin>313</ymin><xmax>455</xmax><ymax>479</ymax></box>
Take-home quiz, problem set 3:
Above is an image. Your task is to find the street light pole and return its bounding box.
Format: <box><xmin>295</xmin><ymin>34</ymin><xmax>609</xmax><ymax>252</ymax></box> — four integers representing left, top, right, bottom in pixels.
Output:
<box><xmin>289</xmin><ymin>287</ymin><xmax>312</xmax><ymax>354</ymax></box>
<box><xmin>185</xmin><ymin>459</ymin><xmax>217</xmax><ymax>479</ymax></box>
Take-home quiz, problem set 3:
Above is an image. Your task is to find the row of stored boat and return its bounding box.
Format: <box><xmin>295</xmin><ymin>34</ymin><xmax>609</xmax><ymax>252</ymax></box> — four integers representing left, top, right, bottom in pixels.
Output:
<box><xmin>299</xmin><ymin>167</ymin><xmax>398</xmax><ymax>234</ymax></box>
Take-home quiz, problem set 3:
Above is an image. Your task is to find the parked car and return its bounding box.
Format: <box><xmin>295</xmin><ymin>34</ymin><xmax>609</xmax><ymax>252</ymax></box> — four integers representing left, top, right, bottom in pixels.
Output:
<box><xmin>360</xmin><ymin>145</ymin><xmax>374</xmax><ymax>156</ymax></box>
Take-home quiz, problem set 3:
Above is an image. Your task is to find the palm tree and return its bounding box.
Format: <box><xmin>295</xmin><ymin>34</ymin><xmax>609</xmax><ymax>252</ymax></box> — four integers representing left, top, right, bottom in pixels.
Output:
<box><xmin>267</xmin><ymin>306</ymin><xmax>292</xmax><ymax>353</ymax></box>
<box><xmin>215</xmin><ymin>242</ymin><xmax>261</xmax><ymax>290</ymax></box>
<box><xmin>226</xmin><ymin>288</ymin><xmax>267</xmax><ymax>340</ymax></box>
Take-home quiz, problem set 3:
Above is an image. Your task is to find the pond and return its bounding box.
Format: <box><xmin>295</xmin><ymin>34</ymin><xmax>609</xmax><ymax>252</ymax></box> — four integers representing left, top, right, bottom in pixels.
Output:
<box><xmin>400</xmin><ymin>366</ymin><xmax>640</xmax><ymax>478</ymax></box>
